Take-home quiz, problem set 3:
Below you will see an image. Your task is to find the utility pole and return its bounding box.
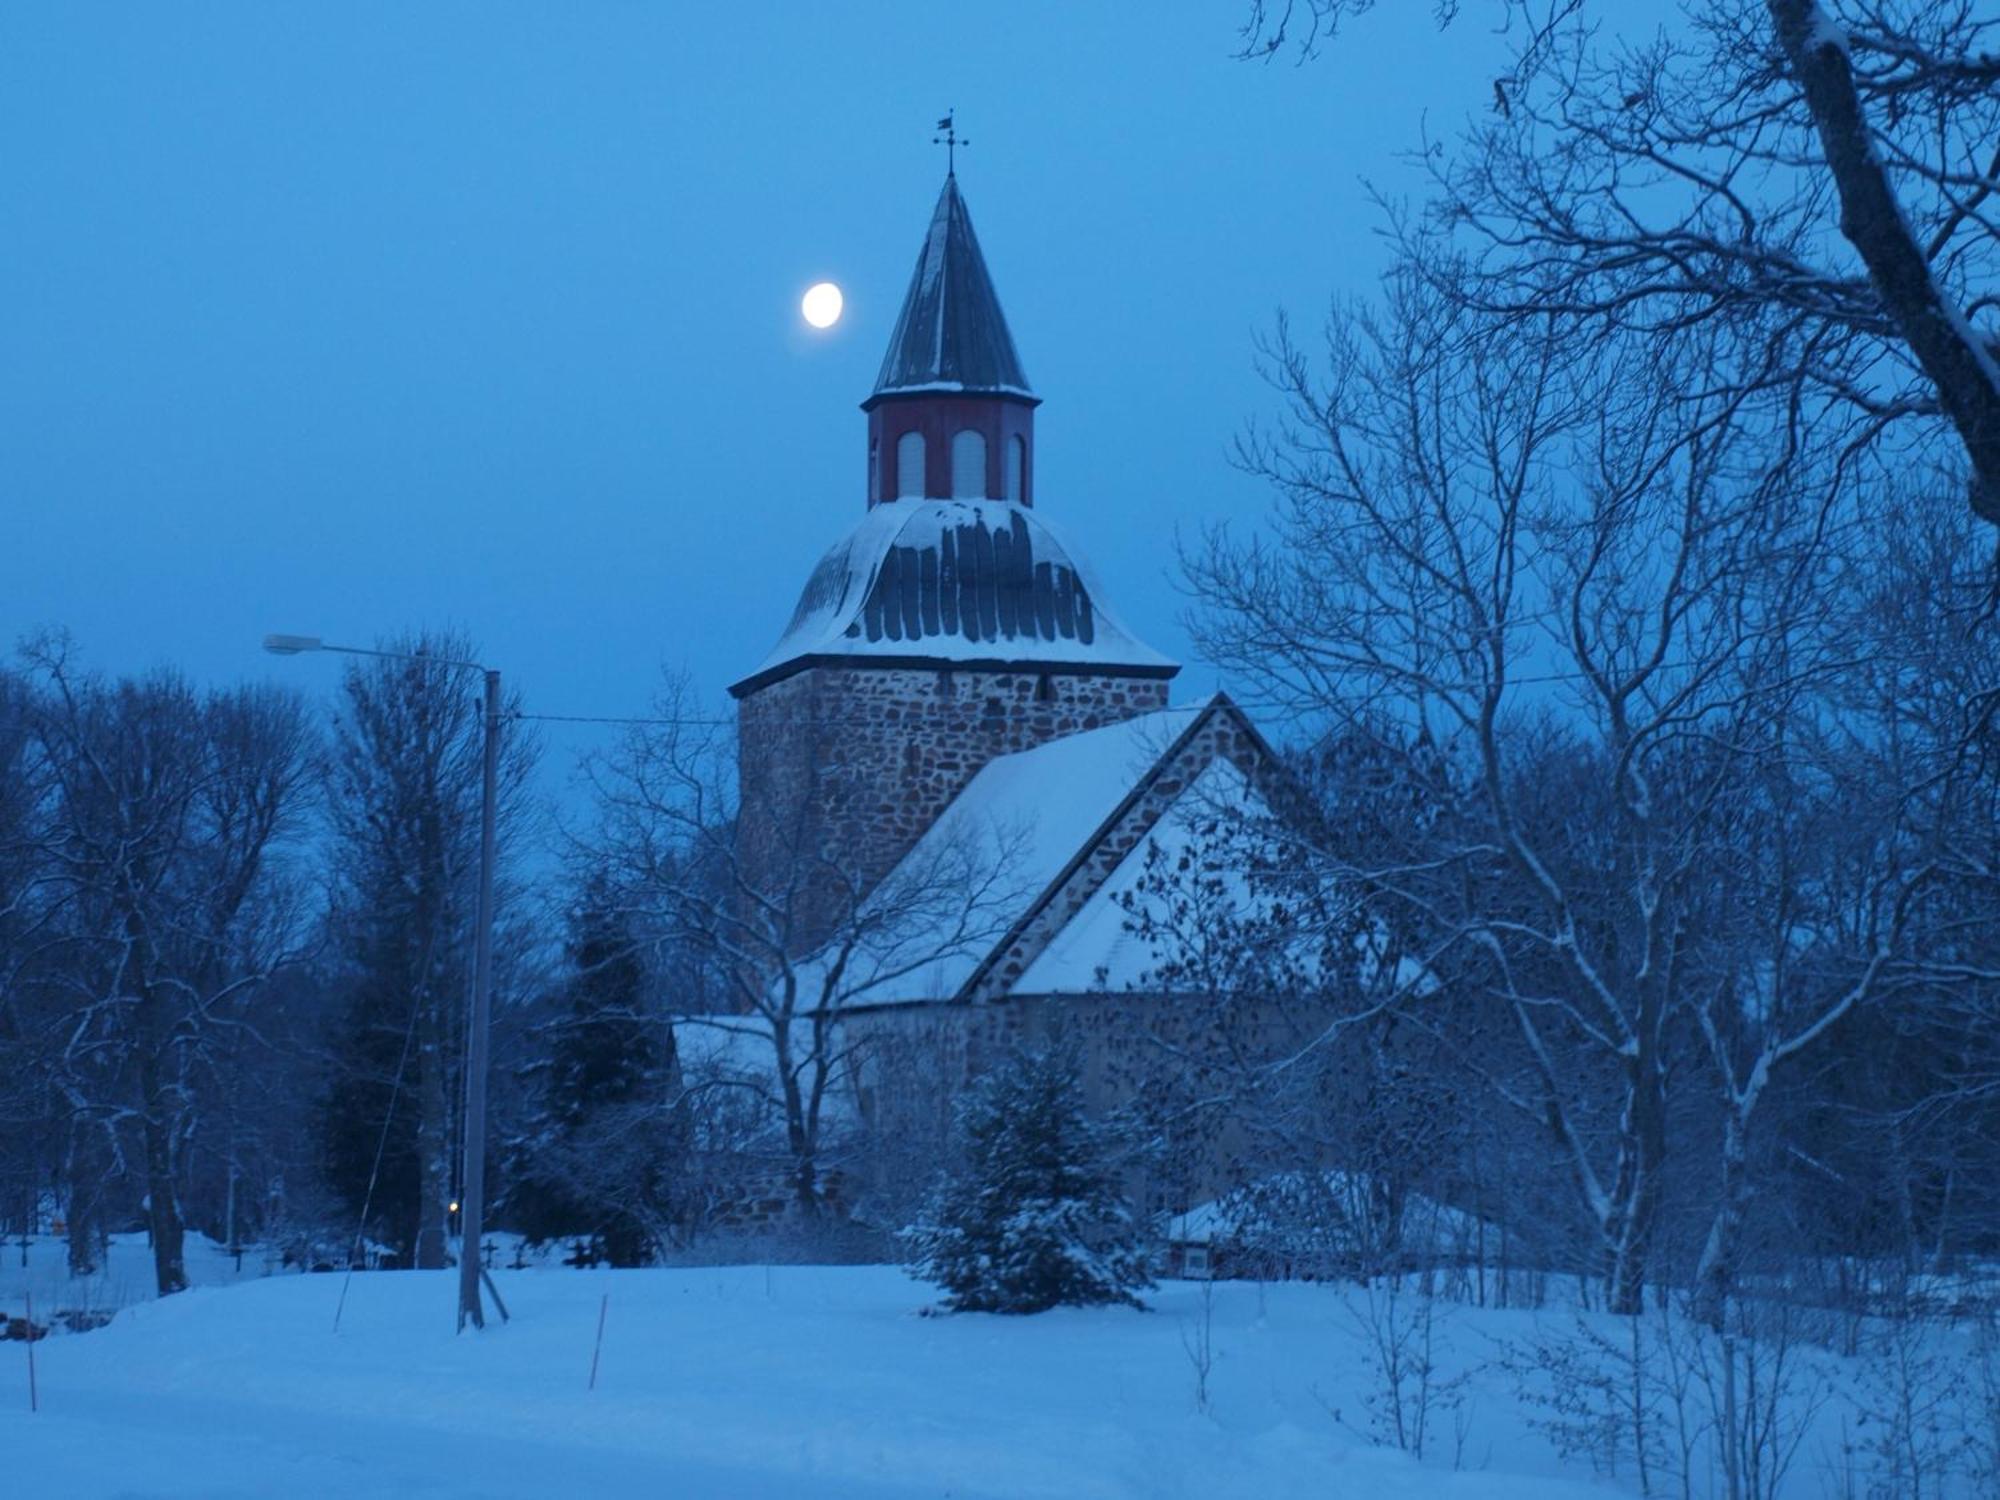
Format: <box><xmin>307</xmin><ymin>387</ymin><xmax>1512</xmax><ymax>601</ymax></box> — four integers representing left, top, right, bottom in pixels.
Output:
<box><xmin>263</xmin><ymin>633</ymin><xmax>510</xmax><ymax>1333</ymax></box>
<box><xmin>456</xmin><ymin>667</ymin><xmax>501</xmax><ymax>1331</ymax></box>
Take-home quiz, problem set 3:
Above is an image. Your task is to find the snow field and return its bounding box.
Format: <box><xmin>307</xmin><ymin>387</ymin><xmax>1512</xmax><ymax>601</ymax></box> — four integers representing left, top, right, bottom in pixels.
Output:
<box><xmin>3</xmin><ymin>1261</ymin><xmax>1625</xmax><ymax>1499</ymax></box>
<box><xmin>0</xmin><ymin>1230</ymin><xmax>269</xmax><ymax>1322</ymax></box>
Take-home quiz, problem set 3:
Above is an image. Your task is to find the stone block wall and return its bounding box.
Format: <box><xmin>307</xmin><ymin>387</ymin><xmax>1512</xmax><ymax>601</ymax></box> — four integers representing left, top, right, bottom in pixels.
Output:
<box><xmin>843</xmin><ymin>987</ymin><xmax>1342</xmax><ymax>1220</ymax></box>
<box><xmin>734</xmin><ymin>663</ymin><xmax>1170</xmax><ymax>953</ymax></box>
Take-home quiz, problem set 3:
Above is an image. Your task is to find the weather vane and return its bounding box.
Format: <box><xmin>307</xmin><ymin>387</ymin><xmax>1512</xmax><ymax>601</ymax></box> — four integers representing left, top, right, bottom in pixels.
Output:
<box><xmin>933</xmin><ymin>110</ymin><xmax>968</xmax><ymax>175</ymax></box>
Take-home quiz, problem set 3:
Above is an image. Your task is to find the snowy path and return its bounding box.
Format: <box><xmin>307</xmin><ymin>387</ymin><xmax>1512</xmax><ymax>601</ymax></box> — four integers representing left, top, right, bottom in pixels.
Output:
<box><xmin>3</xmin><ymin>1264</ymin><xmax>1621</xmax><ymax>1498</ymax></box>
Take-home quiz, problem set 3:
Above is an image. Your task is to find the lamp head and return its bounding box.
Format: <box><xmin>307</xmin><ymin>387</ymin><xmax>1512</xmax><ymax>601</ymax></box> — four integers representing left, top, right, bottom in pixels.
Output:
<box><xmin>262</xmin><ymin>634</ymin><xmax>324</xmax><ymax>656</ymax></box>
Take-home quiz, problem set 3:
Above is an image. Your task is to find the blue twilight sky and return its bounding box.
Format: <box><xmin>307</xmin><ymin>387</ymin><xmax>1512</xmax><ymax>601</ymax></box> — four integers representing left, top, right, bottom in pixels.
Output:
<box><xmin>4</xmin><ymin>2</ymin><xmax>1539</xmax><ymax>766</ymax></box>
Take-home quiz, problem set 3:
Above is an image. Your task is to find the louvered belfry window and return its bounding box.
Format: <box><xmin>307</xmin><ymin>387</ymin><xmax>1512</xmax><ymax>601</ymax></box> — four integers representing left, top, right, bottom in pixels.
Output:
<box><xmin>951</xmin><ymin>429</ymin><xmax>987</xmax><ymax>499</ymax></box>
<box><xmin>896</xmin><ymin>431</ymin><xmax>926</xmax><ymax>499</ymax></box>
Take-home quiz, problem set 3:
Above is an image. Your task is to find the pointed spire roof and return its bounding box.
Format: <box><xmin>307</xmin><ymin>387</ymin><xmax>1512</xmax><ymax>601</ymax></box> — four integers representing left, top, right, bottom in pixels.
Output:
<box><xmin>868</xmin><ymin>176</ymin><xmax>1035</xmax><ymax>405</ymax></box>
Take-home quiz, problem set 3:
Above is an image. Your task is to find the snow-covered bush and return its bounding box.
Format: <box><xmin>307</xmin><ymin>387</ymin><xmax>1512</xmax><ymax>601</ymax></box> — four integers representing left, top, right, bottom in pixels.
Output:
<box><xmin>903</xmin><ymin>1044</ymin><xmax>1152</xmax><ymax>1314</ymax></box>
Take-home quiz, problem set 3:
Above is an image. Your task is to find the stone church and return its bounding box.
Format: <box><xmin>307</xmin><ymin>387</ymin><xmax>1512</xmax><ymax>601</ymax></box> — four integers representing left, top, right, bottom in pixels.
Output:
<box><xmin>721</xmin><ymin>173</ymin><xmax>1299</xmax><ymax>1216</ymax></box>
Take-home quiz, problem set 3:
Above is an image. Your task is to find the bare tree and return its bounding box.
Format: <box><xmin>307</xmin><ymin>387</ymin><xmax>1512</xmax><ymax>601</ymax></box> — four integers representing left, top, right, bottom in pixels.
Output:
<box><xmin>1240</xmin><ymin>0</ymin><xmax>2000</xmax><ymax>528</ymax></box>
<box><xmin>1106</xmin><ymin>752</ymin><xmax>1507</xmax><ymax>1279</ymax></box>
<box><xmin>1820</xmin><ymin>502</ymin><xmax>2000</xmax><ymax>1275</ymax></box>
<box><xmin>584</xmin><ymin>675</ymin><xmax>1026</xmax><ymax>1222</ymax></box>
<box><xmin>1186</xmin><ymin>264</ymin><xmax>1914</xmax><ymax>1310</ymax></box>
<box><xmin>19</xmin><ymin>639</ymin><xmax>313</xmax><ymax>1294</ymax></box>
<box><xmin>0</xmin><ymin>667</ymin><xmax>63</xmax><ymax>1263</ymax></box>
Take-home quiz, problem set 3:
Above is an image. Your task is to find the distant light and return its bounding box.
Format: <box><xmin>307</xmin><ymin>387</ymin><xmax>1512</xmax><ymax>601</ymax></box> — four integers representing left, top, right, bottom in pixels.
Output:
<box><xmin>449</xmin><ymin>1201</ymin><xmax>460</xmax><ymax>1214</ymax></box>
<box><xmin>263</xmin><ymin>633</ymin><xmax>324</xmax><ymax>656</ymax></box>
<box><xmin>802</xmin><ymin>281</ymin><xmax>844</xmax><ymax>329</ymax></box>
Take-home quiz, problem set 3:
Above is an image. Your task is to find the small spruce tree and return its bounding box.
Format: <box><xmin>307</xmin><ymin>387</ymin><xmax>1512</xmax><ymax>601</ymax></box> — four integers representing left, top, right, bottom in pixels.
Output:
<box><xmin>905</xmin><ymin>1044</ymin><xmax>1152</xmax><ymax>1314</ymax></box>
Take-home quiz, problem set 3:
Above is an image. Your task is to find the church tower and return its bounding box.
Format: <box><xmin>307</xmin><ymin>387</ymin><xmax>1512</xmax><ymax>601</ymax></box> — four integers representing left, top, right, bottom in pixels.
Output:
<box><xmin>862</xmin><ymin>173</ymin><xmax>1039</xmax><ymax>507</ymax></box>
<box><xmin>731</xmin><ymin>173</ymin><xmax>1179</xmax><ymax>942</ymax></box>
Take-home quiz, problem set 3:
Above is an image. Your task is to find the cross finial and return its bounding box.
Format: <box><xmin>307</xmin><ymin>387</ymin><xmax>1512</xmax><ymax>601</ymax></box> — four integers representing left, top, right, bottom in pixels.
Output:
<box><xmin>933</xmin><ymin>110</ymin><xmax>968</xmax><ymax>176</ymax></box>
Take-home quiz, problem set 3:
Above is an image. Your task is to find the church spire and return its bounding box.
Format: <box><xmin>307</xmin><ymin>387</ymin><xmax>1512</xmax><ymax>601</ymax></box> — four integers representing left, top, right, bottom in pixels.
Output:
<box><xmin>863</xmin><ymin>175</ymin><xmax>1040</xmax><ymax>508</ymax></box>
<box><xmin>871</xmin><ymin>175</ymin><xmax>1032</xmax><ymax>401</ymax></box>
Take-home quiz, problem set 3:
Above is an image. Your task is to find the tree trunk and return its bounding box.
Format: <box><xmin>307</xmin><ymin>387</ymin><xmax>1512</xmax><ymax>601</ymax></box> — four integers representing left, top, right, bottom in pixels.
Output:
<box><xmin>775</xmin><ymin>1032</ymin><xmax>821</xmax><ymax>1219</ymax></box>
<box><xmin>1887</xmin><ymin>1113</ymin><xmax>1920</xmax><ymax>1279</ymax></box>
<box><xmin>413</xmin><ymin>1002</ymin><xmax>449</xmax><ymax>1270</ymax></box>
<box><xmin>64</xmin><ymin>1123</ymin><xmax>103</xmax><ymax>1277</ymax></box>
<box><xmin>792</xmin><ymin>1153</ymin><xmax>821</xmax><ymax>1219</ymax></box>
<box><xmin>136</xmin><ymin>972</ymin><xmax>189</xmax><ymax>1296</ymax></box>
<box><xmin>1604</xmin><ymin>1040</ymin><xmax>1667</xmax><ymax>1317</ymax></box>
<box><xmin>1694</xmin><ymin>1106</ymin><xmax>1750</xmax><ymax>1331</ymax></box>
<box><xmin>1720</xmin><ymin>1327</ymin><xmax>1743</xmax><ymax>1500</ymax></box>
<box><xmin>1767</xmin><ymin>0</ymin><xmax>2000</xmax><ymax>523</ymax></box>
<box><xmin>141</xmin><ymin>1104</ymin><xmax>189</xmax><ymax>1296</ymax></box>
<box><xmin>785</xmin><ymin>1101</ymin><xmax>821</xmax><ymax>1220</ymax></box>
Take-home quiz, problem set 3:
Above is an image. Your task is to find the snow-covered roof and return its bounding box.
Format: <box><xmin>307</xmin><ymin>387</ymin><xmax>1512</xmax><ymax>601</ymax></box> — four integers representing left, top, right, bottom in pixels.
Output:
<box><xmin>805</xmin><ymin>701</ymin><xmax>1218</xmax><ymax>1006</ymax></box>
<box><xmin>732</xmin><ymin>499</ymin><xmax>1178</xmax><ymax>695</ymax></box>
<box><xmin>1163</xmin><ymin>1171</ymin><xmax>1489</xmax><ymax>1255</ymax></box>
<box><xmin>674</xmin><ymin>1014</ymin><xmax>859</xmax><ymax>1128</ymax></box>
<box><xmin>1017</xmin><ymin>764</ymin><xmax>1436</xmax><ymax>1004</ymax></box>
<box><xmin>868</xmin><ymin>174</ymin><xmax>1034</xmax><ymax>403</ymax></box>
<box><xmin>1014</xmin><ymin>757</ymin><xmax>1271</xmax><ymax>995</ymax></box>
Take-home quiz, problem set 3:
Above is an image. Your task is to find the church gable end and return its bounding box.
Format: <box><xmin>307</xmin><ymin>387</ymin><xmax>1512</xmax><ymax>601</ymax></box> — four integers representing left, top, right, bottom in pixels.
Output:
<box><xmin>959</xmin><ymin>696</ymin><xmax>1274</xmax><ymax>1004</ymax></box>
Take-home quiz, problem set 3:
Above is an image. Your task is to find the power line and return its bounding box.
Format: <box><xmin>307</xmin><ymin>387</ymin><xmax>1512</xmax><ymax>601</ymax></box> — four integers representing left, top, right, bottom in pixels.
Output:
<box><xmin>509</xmin><ymin>648</ymin><xmax>1882</xmax><ymax>733</ymax></box>
<box><xmin>512</xmin><ymin>711</ymin><xmax>734</xmax><ymax>728</ymax></box>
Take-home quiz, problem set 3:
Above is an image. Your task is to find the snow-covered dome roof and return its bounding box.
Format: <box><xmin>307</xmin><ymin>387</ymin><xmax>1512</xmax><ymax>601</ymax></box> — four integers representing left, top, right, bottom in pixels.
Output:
<box><xmin>730</xmin><ymin>500</ymin><xmax>1178</xmax><ymax>696</ymax></box>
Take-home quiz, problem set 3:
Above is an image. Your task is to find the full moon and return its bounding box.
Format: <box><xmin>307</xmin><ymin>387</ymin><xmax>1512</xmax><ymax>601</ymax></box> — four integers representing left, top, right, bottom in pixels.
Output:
<box><xmin>801</xmin><ymin>281</ymin><xmax>844</xmax><ymax>329</ymax></box>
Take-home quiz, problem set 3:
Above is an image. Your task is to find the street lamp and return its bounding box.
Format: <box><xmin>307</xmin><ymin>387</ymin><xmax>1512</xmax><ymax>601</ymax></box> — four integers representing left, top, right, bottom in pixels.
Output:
<box><xmin>263</xmin><ymin>633</ymin><xmax>507</xmax><ymax>1333</ymax></box>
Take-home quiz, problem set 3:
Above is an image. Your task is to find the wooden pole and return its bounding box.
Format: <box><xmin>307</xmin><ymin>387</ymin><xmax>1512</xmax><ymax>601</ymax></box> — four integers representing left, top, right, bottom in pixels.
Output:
<box><xmin>24</xmin><ymin>1290</ymin><xmax>38</xmax><ymax>1413</ymax></box>
<box><xmin>480</xmin><ymin>1265</ymin><xmax>511</xmax><ymax>1324</ymax></box>
<box><xmin>457</xmin><ymin>668</ymin><xmax>501</xmax><ymax>1333</ymax></box>
<box><xmin>588</xmin><ymin>1293</ymin><xmax>609</xmax><ymax>1391</ymax></box>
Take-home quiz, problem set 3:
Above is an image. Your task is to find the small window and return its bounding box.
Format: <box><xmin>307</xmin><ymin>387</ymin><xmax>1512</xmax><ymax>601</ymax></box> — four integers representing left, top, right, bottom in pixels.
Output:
<box><xmin>868</xmin><ymin>437</ymin><xmax>879</xmax><ymax>503</ymax></box>
<box><xmin>896</xmin><ymin>431</ymin><xmax>925</xmax><ymax>499</ymax></box>
<box><xmin>951</xmin><ymin>429</ymin><xmax>987</xmax><ymax>499</ymax></box>
<box><xmin>1184</xmin><ymin>1246</ymin><xmax>1211</xmax><ymax>1279</ymax></box>
<box><xmin>1006</xmin><ymin>434</ymin><xmax>1026</xmax><ymax>502</ymax></box>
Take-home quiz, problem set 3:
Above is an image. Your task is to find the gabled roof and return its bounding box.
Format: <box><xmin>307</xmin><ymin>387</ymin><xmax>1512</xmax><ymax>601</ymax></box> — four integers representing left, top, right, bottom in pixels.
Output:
<box><xmin>730</xmin><ymin>500</ymin><xmax>1177</xmax><ymax>696</ymax></box>
<box><xmin>1014</xmin><ymin>756</ymin><xmax>1270</xmax><ymax>996</ymax></box>
<box><xmin>866</xmin><ymin>175</ymin><xmax>1034</xmax><ymax>405</ymax></box>
<box><xmin>803</xmin><ymin>694</ymin><xmax>1275</xmax><ymax>1011</ymax></box>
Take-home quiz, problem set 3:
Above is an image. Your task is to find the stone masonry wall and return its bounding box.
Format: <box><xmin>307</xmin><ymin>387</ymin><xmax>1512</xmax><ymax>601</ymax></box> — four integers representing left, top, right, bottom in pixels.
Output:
<box><xmin>843</xmin><ymin>987</ymin><xmax>1341</xmax><ymax>1220</ymax></box>
<box><xmin>735</xmin><ymin>664</ymin><xmax>1170</xmax><ymax>953</ymax></box>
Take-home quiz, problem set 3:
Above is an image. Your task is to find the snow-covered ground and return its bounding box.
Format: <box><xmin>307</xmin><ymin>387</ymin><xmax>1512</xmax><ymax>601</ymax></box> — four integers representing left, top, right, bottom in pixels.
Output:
<box><xmin>7</xmin><ymin>1246</ymin><xmax>1992</xmax><ymax>1498</ymax></box>
<box><xmin>0</xmin><ymin>1229</ymin><xmax>272</xmax><ymax>1318</ymax></box>
<box><xmin>2</xmin><ymin>1258</ymin><xmax>1630</xmax><ymax>1499</ymax></box>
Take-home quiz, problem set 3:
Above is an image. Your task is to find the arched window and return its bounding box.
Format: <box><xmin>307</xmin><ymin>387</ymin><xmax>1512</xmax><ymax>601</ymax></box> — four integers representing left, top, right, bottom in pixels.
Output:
<box><xmin>951</xmin><ymin>429</ymin><xmax>987</xmax><ymax>499</ymax></box>
<box><xmin>1005</xmin><ymin>434</ymin><xmax>1027</xmax><ymax>502</ymax></box>
<box><xmin>896</xmin><ymin>431</ymin><xmax>925</xmax><ymax>499</ymax></box>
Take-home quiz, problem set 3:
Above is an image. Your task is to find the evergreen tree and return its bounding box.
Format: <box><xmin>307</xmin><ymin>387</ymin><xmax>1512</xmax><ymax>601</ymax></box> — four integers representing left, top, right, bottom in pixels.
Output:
<box><xmin>316</xmin><ymin>631</ymin><xmax>534</xmax><ymax>1267</ymax></box>
<box><xmin>506</xmin><ymin>872</ymin><xmax>687</xmax><ymax>1266</ymax></box>
<box><xmin>905</xmin><ymin>1045</ymin><xmax>1151</xmax><ymax>1314</ymax></box>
